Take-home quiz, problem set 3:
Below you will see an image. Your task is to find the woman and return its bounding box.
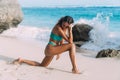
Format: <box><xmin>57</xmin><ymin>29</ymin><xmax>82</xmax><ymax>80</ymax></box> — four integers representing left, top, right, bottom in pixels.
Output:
<box><xmin>13</xmin><ymin>16</ymin><xmax>80</xmax><ymax>74</ymax></box>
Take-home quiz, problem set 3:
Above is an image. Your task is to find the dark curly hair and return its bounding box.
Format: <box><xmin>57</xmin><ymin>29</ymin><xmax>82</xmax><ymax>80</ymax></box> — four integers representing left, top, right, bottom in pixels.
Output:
<box><xmin>57</xmin><ymin>16</ymin><xmax>74</xmax><ymax>27</ymax></box>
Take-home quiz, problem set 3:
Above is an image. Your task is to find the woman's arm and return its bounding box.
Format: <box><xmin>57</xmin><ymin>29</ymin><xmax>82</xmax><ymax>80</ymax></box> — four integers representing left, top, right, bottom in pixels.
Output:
<box><xmin>68</xmin><ymin>26</ymin><xmax>73</xmax><ymax>43</ymax></box>
<box><xmin>58</xmin><ymin>27</ymin><xmax>72</xmax><ymax>43</ymax></box>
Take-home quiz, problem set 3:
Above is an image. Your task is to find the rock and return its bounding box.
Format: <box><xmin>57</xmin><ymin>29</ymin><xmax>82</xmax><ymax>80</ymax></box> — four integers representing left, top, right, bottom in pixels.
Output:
<box><xmin>96</xmin><ymin>49</ymin><xmax>120</xmax><ymax>58</ymax></box>
<box><xmin>0</xmin><ymin>0</ymin><xmax>23</xmax><ymax>33</ymax></box>
<box><xmin>72</xmin><ymin>23</ymin><xmax>93</xmax><ymax>47</ymax></box>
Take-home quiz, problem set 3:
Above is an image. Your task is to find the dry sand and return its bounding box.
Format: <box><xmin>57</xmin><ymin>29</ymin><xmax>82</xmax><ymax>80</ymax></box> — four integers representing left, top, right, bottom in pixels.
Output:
<box><xmin>0</xmin><ymin>36</ymin><xmax>120</xmax><ymax>80</ymax></box>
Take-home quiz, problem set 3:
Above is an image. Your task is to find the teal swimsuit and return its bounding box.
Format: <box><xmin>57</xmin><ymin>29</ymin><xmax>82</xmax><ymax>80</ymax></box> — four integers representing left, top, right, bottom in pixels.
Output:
<box><xmin>48</xmin><ymin>32</ymin><xmax>62</xmax><ymax>46</ymax></box>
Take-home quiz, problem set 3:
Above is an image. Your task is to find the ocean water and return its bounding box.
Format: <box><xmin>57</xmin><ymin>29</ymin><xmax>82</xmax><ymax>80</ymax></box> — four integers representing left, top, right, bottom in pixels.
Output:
<box><xmin>1</xmin><ymin>7</ymin><xmax>120</xmax><ymax>51</ymax></box>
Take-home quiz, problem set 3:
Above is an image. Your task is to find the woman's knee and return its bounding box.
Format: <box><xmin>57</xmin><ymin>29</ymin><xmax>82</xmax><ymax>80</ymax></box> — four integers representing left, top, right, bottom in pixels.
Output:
<box><xmin>40</xmin><ymin>56</ymin><xmax>54</xmax><ymax>67</ymax></box>
<box><xmin>69</xmin><ymin>43</ymin><xmax>75</xmax><ymax>49</ymax></box>
<box><xmin>68</xmin><ymin>43</ymin><xmax>76</xmax><ymax>53</ymax></box>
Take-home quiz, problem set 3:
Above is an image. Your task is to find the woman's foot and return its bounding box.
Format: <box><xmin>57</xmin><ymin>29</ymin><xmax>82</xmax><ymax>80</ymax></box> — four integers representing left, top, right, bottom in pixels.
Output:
<box><xmin>12</xmin><ymin>58</ymin><xmax>23</xmax><ymax>64</ymax></box>
<box><xmin>72</xmin><ymin>68</ymin><xmax>80</xmax><ymax>74</ymax></box>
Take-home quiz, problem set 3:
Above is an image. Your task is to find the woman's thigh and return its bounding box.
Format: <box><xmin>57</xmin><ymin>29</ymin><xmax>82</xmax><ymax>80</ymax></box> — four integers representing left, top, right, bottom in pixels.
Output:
<box><xmin>45</xmin><ymin>43</ymin><xmax>73</xmax><ymax>56</ymax></box>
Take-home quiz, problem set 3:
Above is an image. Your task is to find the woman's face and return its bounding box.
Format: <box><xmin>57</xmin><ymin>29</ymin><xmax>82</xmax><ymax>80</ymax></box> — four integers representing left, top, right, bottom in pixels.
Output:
<box><xmin>62</xmin><ymin>22</ymin><xmax>70</xmax><ymax>28</ymax></box>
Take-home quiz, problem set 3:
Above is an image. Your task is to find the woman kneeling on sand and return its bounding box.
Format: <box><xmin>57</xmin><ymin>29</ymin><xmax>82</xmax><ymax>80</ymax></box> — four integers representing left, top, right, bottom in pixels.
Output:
<box><xmin>13</xmin><ymin>16</ymin><xmax>80</xmax><ymax>74</ymax></box>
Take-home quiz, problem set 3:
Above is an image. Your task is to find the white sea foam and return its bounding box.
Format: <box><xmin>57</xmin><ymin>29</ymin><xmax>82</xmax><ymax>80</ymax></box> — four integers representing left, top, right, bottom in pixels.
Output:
<box><xmin>77</xmin><ymin>13</ymin><xmax>120</xmax><ymax>51</ymax></box>
<box><xmin>1</xmin><ymin>13</ymin><xmax>120</xmax><ymax>51</ymax></box>
<box><xmin>1</xmin><ymin>25</ymin><xmax>51</xmax><ymax>42</ymax></box>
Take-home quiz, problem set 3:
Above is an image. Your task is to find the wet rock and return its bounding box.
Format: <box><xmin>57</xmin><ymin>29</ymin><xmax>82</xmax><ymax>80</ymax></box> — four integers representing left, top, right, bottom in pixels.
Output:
<box><xmin>0</xmin><ymin>0</ymin><xmax>23</xmax><ymax>33</ymax></box>
<box><xmin>72</xmin><ymin>23</ymin><xmax>93</xmax><ymax>47</ymax></box>
<box><xmin>96</xmin><ymin>49</ymin><xmax>120</xmax><ymax>58</ymax></box>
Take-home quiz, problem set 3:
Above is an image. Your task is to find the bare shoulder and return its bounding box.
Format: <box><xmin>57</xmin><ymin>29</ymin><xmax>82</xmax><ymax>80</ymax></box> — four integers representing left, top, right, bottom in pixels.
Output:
<box><xmin>53</xmin><ymin>25</ymin><xmax>62</xmax><ymax>32</ymax></box>
<box><xmin>56</xmin><ymin>25</ymin><xmax>61</xmax><ymax>30</ymax></box>
<box><xmin>52</xmin><ymin>25</ymin><xmax>61</xmax><ymax>34</ymax></box>
<box><xmin>57</xmin><ymin>26</ymin><xmax>63</xmax><ymax>33</ymax></box>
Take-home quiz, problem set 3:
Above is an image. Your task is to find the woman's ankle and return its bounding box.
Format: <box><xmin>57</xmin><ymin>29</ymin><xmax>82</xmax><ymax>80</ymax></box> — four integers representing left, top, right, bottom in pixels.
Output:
<box><xmin>72</xmin><ymin>68</ymin><xmax>80</xmax><ymax>74</ymax></box>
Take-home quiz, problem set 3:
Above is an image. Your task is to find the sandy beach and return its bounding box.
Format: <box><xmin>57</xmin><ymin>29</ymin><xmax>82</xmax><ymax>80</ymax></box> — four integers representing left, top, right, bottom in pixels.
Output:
<box><xmin>0</xmin><ymin>0</ymin><xmax>120</xmax><ymax>80</ymax></box>
<box><xmin>0</xmin><ymin>35</ymin><xmax>120</xmax><ymax>80</ymax></box>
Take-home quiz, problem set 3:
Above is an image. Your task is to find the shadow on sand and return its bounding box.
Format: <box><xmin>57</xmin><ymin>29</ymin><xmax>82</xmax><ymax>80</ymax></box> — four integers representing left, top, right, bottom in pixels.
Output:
<box><xmin>0</xmin><ymin>55</ymin><xmax>14</xmax><ymax>63</ymax></box>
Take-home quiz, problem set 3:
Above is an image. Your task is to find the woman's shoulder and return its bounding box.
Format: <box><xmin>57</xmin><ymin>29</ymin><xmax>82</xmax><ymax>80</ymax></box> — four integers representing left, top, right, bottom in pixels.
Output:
<box><xmin>53</xmin><ymin>25</ymin><xmax>62</xmax><ymax>31</ymax></box>
<box><xmin>52</xmin><ymin>26</ymin><xmax>63</xmax><ymax>36</ymax></box>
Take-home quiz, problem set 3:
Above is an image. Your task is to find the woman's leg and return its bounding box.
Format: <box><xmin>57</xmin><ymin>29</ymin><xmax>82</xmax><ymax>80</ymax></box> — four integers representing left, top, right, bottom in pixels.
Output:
<box><xmin>40</xmin><ymin>56</ymin><xmax>54</xmax><ymax>67</ymax></box>
<box><xmin>69</xmin><ymin>44</ymin><xmax>80</xmax><ymax>73</ymax></box>
<box><xmin>13</xmin><ymin>58</ymin><xmax>41</xmax><ymax>66</ymax></box>
<box><xmin>46</xmin><ymin>43</ymin><xmax>80</xmax><ymax>74</ymax></box>
<box><xmin>13</xmin><ymin>56</ymin><xmax>54</xmax><ymax>67</ymax></box>
<box><xmin>13</xmin><ymin>43</ymin><xmax>79</xmax><ymax>73</ymax></box>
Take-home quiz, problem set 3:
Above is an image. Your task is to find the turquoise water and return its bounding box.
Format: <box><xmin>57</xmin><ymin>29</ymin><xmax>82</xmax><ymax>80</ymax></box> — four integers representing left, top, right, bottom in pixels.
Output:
<box><xmin>20</xmin><ymin>7</ymin><xmax>120</xmax><ymax>31</ymax></box>
<box><xmin>2</xmin><ymin>7</ymin><xmax>120</xmax><ymax>51</ymax></box>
